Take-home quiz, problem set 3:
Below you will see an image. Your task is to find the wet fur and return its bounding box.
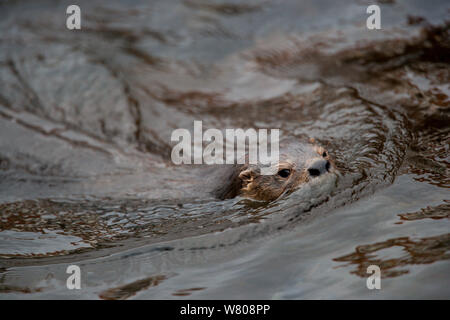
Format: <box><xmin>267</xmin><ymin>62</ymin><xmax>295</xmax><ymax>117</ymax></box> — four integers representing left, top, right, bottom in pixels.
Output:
<box><xmin>215</xmin><ymin>140</ymin><xmax>335</xmax><ymax>201</ymax></box>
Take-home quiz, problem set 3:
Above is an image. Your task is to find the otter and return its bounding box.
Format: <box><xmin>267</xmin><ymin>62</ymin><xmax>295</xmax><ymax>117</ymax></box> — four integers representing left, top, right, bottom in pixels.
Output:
<box><xmin>214</xmin><ymin>139</ymin><xmax>337</xmax><ymax>202</ymax></box>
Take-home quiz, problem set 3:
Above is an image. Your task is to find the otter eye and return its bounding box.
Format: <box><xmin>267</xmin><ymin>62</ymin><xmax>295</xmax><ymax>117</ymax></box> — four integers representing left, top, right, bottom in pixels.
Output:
<box><xmin>277</xmin><ymin>169</ymin><xmax>291</xmax><ymax>178</ymax></box>
<box><xmin>322</xmin><ymin>151</ymin><xmax>327</xmax><ymax>157</ymax></box>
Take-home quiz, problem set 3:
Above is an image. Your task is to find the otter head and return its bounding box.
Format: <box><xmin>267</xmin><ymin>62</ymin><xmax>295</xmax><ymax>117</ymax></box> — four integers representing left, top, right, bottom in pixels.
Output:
<box><xmin>228</xmin><ymin>141</ymin><xmax>336</xmax><ymax>202</ymax></box>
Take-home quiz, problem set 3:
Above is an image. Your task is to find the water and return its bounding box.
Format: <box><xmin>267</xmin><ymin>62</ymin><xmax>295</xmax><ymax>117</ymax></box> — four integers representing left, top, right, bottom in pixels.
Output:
<box><xmin>0</xmin><ymin>0</ymin><xmax>449</xmax><ymax>299</ymax></box>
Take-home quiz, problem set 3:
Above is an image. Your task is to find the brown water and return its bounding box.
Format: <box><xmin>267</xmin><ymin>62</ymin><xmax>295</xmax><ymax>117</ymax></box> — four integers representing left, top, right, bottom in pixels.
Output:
<box><xmin>0</xmin><ymin>0</ymin><xmax>449</xmax><ymax>299</ymax></box>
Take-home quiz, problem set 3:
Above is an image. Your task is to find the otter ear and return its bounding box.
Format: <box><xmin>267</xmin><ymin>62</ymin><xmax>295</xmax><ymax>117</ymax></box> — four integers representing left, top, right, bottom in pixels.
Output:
<box><xmin>239</xmin><ymin>168</ymin><xmax>256</xmax><ymax>182</ymax></box>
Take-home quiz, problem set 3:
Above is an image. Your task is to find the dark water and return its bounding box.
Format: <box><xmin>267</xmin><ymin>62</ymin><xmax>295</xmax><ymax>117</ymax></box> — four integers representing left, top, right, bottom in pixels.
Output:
<box><xmin>0</xmin><ymin>0</ymin><xmax>449</xmax><ymax>299</ymax></box>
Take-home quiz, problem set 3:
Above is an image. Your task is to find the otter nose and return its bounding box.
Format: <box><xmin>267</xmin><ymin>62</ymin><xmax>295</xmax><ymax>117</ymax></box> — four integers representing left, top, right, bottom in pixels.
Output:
<box><xmin>307</xmin><ymin>159</ymin><xmax>331</xmax><ymax>177</ymax></box>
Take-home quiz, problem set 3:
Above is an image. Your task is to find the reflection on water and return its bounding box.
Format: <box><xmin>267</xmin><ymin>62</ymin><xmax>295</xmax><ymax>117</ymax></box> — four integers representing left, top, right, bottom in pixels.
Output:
<box><xmin>0</xmin><ymin>196</ymin><xmax>278</xmax><ymax>259</ymax></box>
<box><xmin>0</xmin><ymin>284</ymin><xmax>44</xmax><ymax>295</ymax></box>
<box><xmin>399</xmin><ymin>202</ymin><xmax>450</xmax><ymax>221</ymax></box>
<box><xmin>0</xmin><ymin>230</ymin><xmax>91</xmax><ymax>257</ymax></box>
<box><xmin>99</xmin><ymin>274</ymin><xmax>169</xmax><ymax>300</ymax></box>
<box><xmin>172</xmin><ymin>287</ymin><xmax>207</xmax><ymax>297</ymax></box>
<box><xmin>334</xmin><ymin>233</ymin><xmax>450</xmax><ymax>278</ymax></box>
<box><xmin>0</xmin><ymin>0</ymin><xmax>449</xmax><ymax>298</ymax></box>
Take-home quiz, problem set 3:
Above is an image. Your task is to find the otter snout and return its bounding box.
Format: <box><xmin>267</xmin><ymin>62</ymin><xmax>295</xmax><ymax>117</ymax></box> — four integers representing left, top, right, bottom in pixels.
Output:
<box><xmin>307</xmin><ymin>159</ymin><xmax>331</xmax><ymax>177</ymax></box>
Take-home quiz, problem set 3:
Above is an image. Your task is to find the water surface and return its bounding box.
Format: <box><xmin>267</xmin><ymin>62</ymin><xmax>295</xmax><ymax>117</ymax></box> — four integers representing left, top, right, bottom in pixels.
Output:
<box><xmin>0</xmin><ymin>0</ymin><xmax>449</xmax><ymax>299</ymax></box>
